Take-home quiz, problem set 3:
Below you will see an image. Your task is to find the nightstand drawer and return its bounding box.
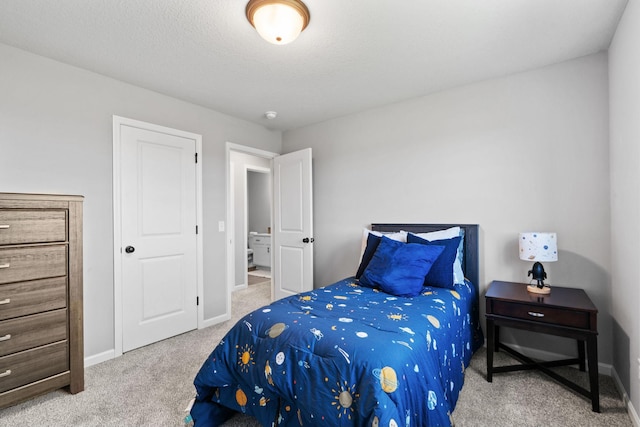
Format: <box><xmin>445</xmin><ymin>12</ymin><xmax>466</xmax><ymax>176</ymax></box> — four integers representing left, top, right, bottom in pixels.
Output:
<box><xmin>0</xmin><ymin>309</ymin><xmax>68</xmax><ymax>357</ymax></box>
<box><xmin>491</xmin><ymin>300</ymin><xmax>591</xmax><ymax>329</ymax></box>
<box><xmin>0</xmin><ymin>341</ymin><xmax>69</xmax><ymax>393</ymax></box>
<box><xmin>0</xmin><ymin>210</ymin><xmax>67</xmax><ymax>245</ymax></box>
<box><xmin>0</xmin><ymin>245</ymin><xmax>67</xmax><ymax>285</ymax></box>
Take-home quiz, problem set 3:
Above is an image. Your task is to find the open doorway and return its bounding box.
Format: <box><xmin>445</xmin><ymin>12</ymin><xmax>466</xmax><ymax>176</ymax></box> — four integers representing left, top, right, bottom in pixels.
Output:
<box><xmin>226</xmin><ymin>143</ymin><xmax>314</xmax><ymax>317</ymax></box>
<box><xmin>246</xmin><ymin>168</ymin><xmax>272</xmax><ymax>287</ymax></box>
<box><xmin>227</xmin><ymin>144</ymin><xmax>277</xmax><ymax>311</ymax></box>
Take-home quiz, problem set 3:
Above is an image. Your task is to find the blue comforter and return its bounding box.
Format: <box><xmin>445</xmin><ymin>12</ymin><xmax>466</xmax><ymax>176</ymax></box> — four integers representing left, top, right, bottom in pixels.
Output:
<box><xmin>191</xmin><ymin>277</ymin><xmax>482</xmax><ymax>426</ymax></box>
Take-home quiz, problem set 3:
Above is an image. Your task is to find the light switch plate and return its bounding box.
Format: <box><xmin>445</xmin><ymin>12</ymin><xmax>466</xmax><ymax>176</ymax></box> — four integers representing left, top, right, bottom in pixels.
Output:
<box><xmin>218</xmin><ymin>221</ymin><xmax>225</xmax><ymax>232</ymax></box>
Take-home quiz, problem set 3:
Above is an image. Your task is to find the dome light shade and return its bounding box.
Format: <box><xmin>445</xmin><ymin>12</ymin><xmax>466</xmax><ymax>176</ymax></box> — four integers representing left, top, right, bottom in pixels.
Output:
<box><xmin>246</xmin><ymin>0</ymin><xmax>310</xmax><ymax>45</ymax></box>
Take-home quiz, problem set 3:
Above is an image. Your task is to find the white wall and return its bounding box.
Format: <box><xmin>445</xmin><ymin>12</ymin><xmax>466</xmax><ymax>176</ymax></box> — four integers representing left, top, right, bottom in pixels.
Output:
<box><xmin>0</xmin><ymin>43</ymin><xmax>281</xmax><ymax>359</ymax></box>
<box><xmin>283</xmin><ymin>53</ymin><xmax>613</xmax><ymax>365</ymax></box>
<box><xmin>609</xmin><ymin>0</ymin><xmax>640</xmax><ymax>418</ymax></box>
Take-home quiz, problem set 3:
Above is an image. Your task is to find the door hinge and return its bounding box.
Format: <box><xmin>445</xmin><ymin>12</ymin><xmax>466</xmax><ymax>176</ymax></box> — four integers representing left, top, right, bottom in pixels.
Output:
<box><xmin>195</xmin><ymin>152</ymin><xmax>198</xmax><ymax>163</ymax></box>
<box><xmin>197</xmin><ymin>296</ymin><xmax>199</xmax><ymax>306</ymax></box>
<box><xmin>196</xmin><ymin>225</ymin><xmax>199</xmax><ymax>234</ymax></box>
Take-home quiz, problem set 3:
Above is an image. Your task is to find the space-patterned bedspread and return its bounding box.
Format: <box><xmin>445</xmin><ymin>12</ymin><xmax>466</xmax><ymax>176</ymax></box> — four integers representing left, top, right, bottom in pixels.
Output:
<box><xmin>191</xmin><ymin>277</ymin><xmax>483</xmax><ymax>427</ymax></box>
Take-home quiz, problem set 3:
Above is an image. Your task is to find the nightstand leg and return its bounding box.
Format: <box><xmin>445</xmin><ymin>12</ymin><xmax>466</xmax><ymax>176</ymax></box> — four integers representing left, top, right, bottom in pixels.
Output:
<box><xmin>486</xmin><ymin>318</ymin><xmax>494</xmax><ymax>382</ymax></box>
<box><xmin>586</xmin><ymin>335</ymin><xmax>600</xmax><ymax>412</ymax></box>
<box><xmin>577</xmin><ymin>340</ymin><xmax>586</xmax><ymax>371</ymax></box>
<box><xmin>494</xmin><ymin>325</ymin><xmax>500</xmax><ymax>352</ymax></box>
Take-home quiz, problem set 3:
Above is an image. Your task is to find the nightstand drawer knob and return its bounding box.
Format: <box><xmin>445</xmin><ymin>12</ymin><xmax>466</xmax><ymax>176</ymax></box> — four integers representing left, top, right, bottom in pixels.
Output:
<box><xmin>0</xmin><ymin>334</ymin><xmax>10</xmax><ymax>341</ymax></box>
<box><xmin>528</xmin><ymin>311</ymin><xmax>545</xmax><ymax>318</ymax></box>
<box><xmin>0</xmin><ymin>298</ymin><xmax>10</xmax><ymax>305</ymax></box>
<box><xmin>0</xmin><ymin>369</ymin><xmax>11</xmax><ymax>378</ymax></box>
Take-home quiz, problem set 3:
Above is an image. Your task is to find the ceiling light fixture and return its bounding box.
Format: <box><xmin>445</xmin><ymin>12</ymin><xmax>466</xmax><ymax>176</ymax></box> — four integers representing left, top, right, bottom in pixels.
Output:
<box><xmin>246</xmin><ymin>0</ymin><xmax>310</xmax><ymax>45</ymax></box>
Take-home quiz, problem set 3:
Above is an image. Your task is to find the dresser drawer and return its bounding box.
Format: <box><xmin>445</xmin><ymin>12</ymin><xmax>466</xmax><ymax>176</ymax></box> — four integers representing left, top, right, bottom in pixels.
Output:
<box><xmin>0</xmin><ymin>246</ymin><xmax>67</xmax><ymax>285</ymax></box>
<box><xmin>491</xmin><ymin>300</ymin><xmax>591</xmax><ymax>329</ymax></box>
<box><xmin>0</xmin><ymin>277</ymin><xmax>66</xmax><ymax>321</ymax></box>
<box><xmin>0</xmin><ymin>210</ymin><xmax>66</xmax><ymax>245</ymax></box>
<box><xmin>0</xmin><ymin>341</ymin><xmax>69</xmax><ymax>393</ymax></box>
<box><xmin>0</xmin><ymin>309</ymin><xmax>67</xmax><ymax>357</ymax></box>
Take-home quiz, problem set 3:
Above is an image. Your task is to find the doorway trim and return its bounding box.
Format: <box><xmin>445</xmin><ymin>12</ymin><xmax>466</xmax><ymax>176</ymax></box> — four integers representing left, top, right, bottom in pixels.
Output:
<box><xmin>112</xmin><ymin>116</ymin><xmax>203</xmax><ymax>358</ymax></box>
<box><xmin>226</xmin><ymin>142</ymin><xmax>278</xmax><ymax>318</ymax></box>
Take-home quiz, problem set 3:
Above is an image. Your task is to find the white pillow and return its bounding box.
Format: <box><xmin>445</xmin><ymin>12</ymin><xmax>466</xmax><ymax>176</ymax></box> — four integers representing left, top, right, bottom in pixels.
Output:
<box><xmin>359</xmin><ymin>228</ymin><xmax>407</xmax><ymax>260</ymax></box>
<box><xmin>411</xmin><ymin>226</ymin><xmax>460</xmax><ymax>241</ymax></box>
<box><xmin>411</xmin><ymin>227</ymin><xmax>465</xmax><ymax>284</ymax></box>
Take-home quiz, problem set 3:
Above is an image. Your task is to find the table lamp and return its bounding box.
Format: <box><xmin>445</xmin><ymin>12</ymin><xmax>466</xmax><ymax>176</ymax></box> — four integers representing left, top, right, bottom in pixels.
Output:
<box><xmin>519</xmin><ymin>232</ymin><xmax>557</xmax><ymax>294</ymax></box>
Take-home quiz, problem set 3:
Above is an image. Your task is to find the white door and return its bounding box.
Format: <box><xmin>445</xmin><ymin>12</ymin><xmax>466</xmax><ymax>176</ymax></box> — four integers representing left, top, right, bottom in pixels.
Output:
<box><xmin>120</xmin><ymin>125</ymin><xmax>198</xmax><ymax>352</ymax></box>
<box><xmin>273</xmin><ymin>148</ymin><xmax>314</xmax><ymax>300</ymax></box>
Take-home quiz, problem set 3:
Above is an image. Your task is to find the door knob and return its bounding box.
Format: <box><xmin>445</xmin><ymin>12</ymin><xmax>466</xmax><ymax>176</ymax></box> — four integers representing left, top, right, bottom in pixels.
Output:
<box><xmin>302</xmin><ymin>237</ymin><xmax>315</xmax><ymax>243</ymax></box>
<box><xmin>125</xmin><ymin>246</ymin><xmax>135</xmax><ymax>253</ymax></box>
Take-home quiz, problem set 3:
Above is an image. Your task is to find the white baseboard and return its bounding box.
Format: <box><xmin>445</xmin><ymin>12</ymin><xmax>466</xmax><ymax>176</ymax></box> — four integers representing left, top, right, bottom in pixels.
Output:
<box><xmin>630</xmin><ymin>401</ymin><xmax>640</xmax><ymax>427</ymax></box>
<box><xmin>85</xmin><ymin>315</ymin><xmax>231</xmax><ymax>368</ymax></box>
<box><xmin>201</xmin><ymin>312</ymin><xmax>231</xmax><ymax>329</ymax></box>
<box><xmin>85</xmin><ymin>349</ymin><xmax>115</xmax><ymax>367</ymax></box>
<box><xmin>611</xmin><ymin>367</ymin><xmax>640</xmax><ymax>427</ymax></box>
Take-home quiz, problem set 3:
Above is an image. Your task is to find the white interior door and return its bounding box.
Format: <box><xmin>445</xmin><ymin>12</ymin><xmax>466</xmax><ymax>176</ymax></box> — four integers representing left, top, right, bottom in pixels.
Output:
<box><xmin>273</xmin><ymin>148</ymin><xmax>314</xmax><ymax>300</ymax></box>
<box><xmin>120</xmin><ymin>124</ymin><xmax>198</xmax><ymax>352</ymax></box>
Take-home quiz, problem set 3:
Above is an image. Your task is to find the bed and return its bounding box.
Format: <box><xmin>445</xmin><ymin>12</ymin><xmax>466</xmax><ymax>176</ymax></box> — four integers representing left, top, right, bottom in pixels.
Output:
<box><xmin>191</xmin><ymin>224</ymin><xmax>483</xmax><ymax>426</ymax></box>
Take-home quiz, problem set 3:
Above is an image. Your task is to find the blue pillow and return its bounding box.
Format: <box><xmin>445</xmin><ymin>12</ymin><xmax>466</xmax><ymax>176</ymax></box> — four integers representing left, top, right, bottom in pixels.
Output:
<box><xmin>359</xmin><ymin>236</ymin><xmax>445</xmax><ymax>297</ymax></box>
<box><xmin>407</xmin><ymin>234</ymin><xmax>461</xmax><ymax>289</ymax></box>
<box><xmin>356</xmin><ymin>232</ymin><xmax>382</xmax><ymax>278</ymax></box>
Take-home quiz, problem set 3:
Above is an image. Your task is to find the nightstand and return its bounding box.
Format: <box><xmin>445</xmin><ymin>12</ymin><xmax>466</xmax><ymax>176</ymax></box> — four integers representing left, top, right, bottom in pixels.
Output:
<box><xmin>485</xmin><ymin>280</ymin><xmax>599</xmax><ymax>412</ymax></box>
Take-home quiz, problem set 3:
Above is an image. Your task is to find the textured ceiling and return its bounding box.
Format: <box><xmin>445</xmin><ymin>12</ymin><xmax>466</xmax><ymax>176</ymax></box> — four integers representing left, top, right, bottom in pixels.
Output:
<box><xmin>0</xmin><ymin>0</ymin><xmax>628</xmax><ymax>131</ymax></box>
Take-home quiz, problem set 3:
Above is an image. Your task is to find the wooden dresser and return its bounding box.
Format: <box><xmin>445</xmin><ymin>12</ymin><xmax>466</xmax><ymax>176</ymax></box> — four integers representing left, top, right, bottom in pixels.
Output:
<box><xmin>0</xmin><ymin>193</ymin><xmax>83</xmax><ymax>408</ymax></box>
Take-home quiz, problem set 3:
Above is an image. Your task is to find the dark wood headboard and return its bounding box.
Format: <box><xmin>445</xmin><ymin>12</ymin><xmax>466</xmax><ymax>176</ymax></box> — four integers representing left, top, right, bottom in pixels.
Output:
<box><xmin>370</xmin><ymin>224</ymin><xmax>479</xmax><ymax>289</ymax></box>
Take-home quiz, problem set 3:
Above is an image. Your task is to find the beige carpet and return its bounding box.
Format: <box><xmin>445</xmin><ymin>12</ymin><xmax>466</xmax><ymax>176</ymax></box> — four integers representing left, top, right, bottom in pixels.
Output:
<box><xmin>0</xmin><ymin>280</ymin><xmax>633</xmax><ymax>427</ymax></box>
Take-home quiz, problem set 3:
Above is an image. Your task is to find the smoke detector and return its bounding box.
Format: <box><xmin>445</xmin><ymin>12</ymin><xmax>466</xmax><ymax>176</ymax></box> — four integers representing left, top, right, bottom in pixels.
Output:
<box><xmin>265</xmin><ymin>111</ymin><xmax>278</xmax><ymax>120</ymax></box>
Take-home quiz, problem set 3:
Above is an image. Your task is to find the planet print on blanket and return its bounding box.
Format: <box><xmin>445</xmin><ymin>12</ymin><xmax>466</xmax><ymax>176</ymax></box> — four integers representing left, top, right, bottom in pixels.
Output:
<box><xmin>372</xmin><ymin>366</ymin><xmax>398</xmax><ymax>393</ymax></box>
<box><xmin>266</xmin><ymin>322</ymin><xmax>288</xmax><ymax>338</ymax></box>
<box><xmin>371</xmin><ymin>417</ymin><xmax>398</xmax><ymax>427</ymax></box>
<box><xmin>425</xmin><ymin>314</ymin><xmax>440</xmax><ymax>328</ymax></box>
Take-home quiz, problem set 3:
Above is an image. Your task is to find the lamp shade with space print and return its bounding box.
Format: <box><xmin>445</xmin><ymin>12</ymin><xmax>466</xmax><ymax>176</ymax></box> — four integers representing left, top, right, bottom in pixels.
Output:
<box><xmin>519</xmin><ymin>232</ymin><xmax>557</xmax><ymax>294</ymax></box>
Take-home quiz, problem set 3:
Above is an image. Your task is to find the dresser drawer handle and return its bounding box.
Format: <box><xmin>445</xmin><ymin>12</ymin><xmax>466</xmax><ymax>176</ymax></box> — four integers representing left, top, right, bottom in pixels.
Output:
<box><xmin>0</xmin><ymin>334</ymin><xmax>10</xmax><ymax>341</ymax></box>
<box><xmin>0</xmin><ymin>369</ymin><xmax>11</xmax><ymax>378</ymax></box>
<box><xmin>0</xmin><ymin>225</ymin><xmax>9</xmax><ymax>229</ymax></box>
<box><xmin>528</xmin><ymin>311</ymin><xmax>545</xmax><ymax>318</ymax></box>
<box><xmin>0</xmin><ymin>263</ymin><xmax>10</xmax><ymax>269</ymax></box>
<box><xmin>0</xmin><ymin>298</ymin><xmax>10</xmax><ymax>305</ymax></box>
